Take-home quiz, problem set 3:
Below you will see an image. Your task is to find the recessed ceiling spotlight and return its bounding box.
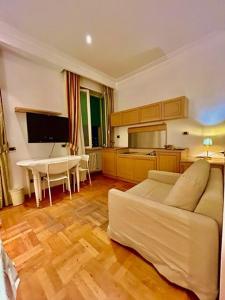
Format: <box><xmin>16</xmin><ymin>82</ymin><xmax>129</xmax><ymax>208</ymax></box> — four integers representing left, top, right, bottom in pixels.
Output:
<box><xmin>86</xmin><ymin>34</ymin><xmax>92</xmax><ymax>45</ymax></box>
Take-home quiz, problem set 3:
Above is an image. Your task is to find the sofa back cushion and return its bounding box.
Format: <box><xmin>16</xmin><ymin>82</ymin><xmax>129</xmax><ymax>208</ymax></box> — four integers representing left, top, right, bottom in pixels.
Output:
<box><xmin>164</xmin><ymin>159</ymin><xmax>210</xmax><ymax>211</ymax></box>
<box><xmin>195</xmin><ymin>168</ymin><xmax>223</xmax><ymax>231</ymax></box>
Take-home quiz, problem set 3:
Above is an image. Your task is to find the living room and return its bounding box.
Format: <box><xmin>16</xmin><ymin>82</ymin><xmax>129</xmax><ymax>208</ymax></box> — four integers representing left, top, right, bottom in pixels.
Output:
<box><xmin>0</xmin><ymin>1</ymin><xmax>224</xmax><ymax>300</ymax></box>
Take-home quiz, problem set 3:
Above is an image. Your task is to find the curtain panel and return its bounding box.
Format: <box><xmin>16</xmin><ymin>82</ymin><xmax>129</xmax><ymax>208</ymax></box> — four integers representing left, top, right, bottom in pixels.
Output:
<box><xmin>66</xmin><ymin>71</ymin><xmax>80</xmax><ymax>154</ymax></box>
<box><xmin>104</xmin><ymin>86</ymin><xmax>114</xmax><ymax>147</ymax></box>
<box><xmin>0</xmin><ymin>90</ymin><xmax>11</xmax><ymax>208</ymax></box>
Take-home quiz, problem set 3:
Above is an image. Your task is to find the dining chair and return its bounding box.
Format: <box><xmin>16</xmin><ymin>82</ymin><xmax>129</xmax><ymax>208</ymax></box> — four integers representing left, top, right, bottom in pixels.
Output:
<box><xmin>71</xmin><ymin>154</ymin><xmax>92</xmax><ymax>193</ymax></box>
<box><xmin>42</xmin><ymin>160</ymin><xmax>72</xmax><ymax>206</ymax></box>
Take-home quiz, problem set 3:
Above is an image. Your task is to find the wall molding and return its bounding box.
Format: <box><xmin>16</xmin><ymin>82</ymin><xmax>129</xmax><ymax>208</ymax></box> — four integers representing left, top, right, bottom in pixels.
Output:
<box><xmin>1</xmin><ymin>20</ymin><xmax>225</xmax><ymax>90</ymax></box>
<box><xmin>0</xmin><ymin>20</ymin><xmax>116</xmax><ymax>88</ymax></box>
<box><xmin>116</xmin><ymin>30</ymin><xmax>225</xmax><ymax>85</ymax></box>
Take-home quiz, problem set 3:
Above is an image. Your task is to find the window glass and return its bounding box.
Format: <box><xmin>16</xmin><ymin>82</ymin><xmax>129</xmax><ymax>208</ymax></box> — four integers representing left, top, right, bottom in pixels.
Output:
<box><xmin>81</xmin><ymin>90</ymin><xmax>106</xmax><ymax>148</ymax></box>
<box><xmin>80</xmin><ymin>90</ymin><xmax>89</xmax><ymax>146</ymax></box>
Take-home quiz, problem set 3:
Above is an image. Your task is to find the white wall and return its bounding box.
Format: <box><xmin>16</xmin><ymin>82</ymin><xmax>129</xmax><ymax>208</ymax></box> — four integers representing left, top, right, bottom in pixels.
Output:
<box><xmin>115</xmin><ymin>31</ymin><xmax>225</xmax><ymax>157</ymax></box>
<box><xmin>0</xmin><ymin>49</ymin><xmax>68</xmax><ymax>190</ymax></box>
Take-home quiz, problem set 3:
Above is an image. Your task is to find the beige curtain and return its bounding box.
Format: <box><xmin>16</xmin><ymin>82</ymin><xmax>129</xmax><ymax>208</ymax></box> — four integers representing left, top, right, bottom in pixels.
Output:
<box><xmin>66</xmin><ymin>71</ymin><xmax>81</xmax><ymax>154</ymax></box>
<box><xmin>77</xmin><ymin>104</ymin><xmax>85</xmax><ymax>155</ymax></box>
<box><xmin>0</xmin><ymin>90</ymin><xmax>11</xmax><ymax>208</ymax></box>
<box><xmin>104</xmin><ymin>86</ymin><xmax>114</xmax><ymax>147</ymax></box>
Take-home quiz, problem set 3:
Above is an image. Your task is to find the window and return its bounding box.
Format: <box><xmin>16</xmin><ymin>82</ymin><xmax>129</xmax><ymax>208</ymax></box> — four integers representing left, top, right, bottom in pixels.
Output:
<box><xmin>80</xmin><ymin>89</ymin><xmax>106</xmax><ymax>148</ymax></box>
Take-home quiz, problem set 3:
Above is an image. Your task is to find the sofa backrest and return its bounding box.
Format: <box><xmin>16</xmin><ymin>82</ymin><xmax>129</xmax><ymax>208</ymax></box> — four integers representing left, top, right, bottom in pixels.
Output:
<box><xmin>195</xmin><ymin>168</ymin><xmax>224</xmax><ymax>231</ymax></box>
<box><xmin>164</xmin><ymin>159</ymin><xmax>210</xmax><ymax>211</ymax></box>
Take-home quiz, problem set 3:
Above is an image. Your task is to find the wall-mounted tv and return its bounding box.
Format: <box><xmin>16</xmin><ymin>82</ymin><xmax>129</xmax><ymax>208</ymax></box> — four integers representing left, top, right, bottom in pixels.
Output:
<box><xmin>26</xmin><ymin>113</ymin><xmax>69</xmax><ymax>143</ymax></box>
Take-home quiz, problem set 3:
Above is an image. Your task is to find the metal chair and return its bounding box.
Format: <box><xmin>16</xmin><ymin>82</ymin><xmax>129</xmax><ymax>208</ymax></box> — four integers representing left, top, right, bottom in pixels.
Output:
<box><xmin>42</xmin><ymin>160</ymin><xmax>72</xmax><ymax>205</ymax></box>
<box><xmin>71</xmin><ymin>154</ymin><xmax>91</xmax><ymax>192</ymax></box>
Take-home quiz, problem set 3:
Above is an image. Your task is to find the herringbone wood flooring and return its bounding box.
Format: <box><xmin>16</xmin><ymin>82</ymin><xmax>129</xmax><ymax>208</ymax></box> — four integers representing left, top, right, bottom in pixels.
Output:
<box><xmin>0</xmin><ymin>174</ymin><xmax>197</xmax><ymax>300</ymax></box>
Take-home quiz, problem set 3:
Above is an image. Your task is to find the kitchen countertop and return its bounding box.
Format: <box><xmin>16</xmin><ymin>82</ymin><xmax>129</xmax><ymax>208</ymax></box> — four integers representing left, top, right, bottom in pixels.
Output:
<box><xmin>181</xmin><ymin>156</ymin><xmax>225</xmax><ymax>165</ymax></box>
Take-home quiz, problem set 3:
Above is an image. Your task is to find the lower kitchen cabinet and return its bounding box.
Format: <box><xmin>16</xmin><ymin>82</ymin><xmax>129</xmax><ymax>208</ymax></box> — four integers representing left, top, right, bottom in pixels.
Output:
<box><xmin>102</xmin><ymin>148</ymin><xmax>187</xmax><ymax>182</ymax></box>
<box><xmin>102</xmin><ymin>149</ymin><xmax>117</xmax><ymax>177</ymax></box>
<box><xmin>117</xmin><ymin>155</ymin><xmax>157</xmax><ymax>182</ymax></box>
<box><xmin>133</xmin><ymin>158</ymin><xmax>156</xmax><ymax>182</ymax></box>
<box><xmin>156</xmin><ymin>151</ymin><xmax>181</xmax><ymax>173</ymax></box>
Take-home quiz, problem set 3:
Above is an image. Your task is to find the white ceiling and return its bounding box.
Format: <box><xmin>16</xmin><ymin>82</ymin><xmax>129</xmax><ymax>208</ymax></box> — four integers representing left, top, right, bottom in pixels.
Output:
<box><xmin>0</xmin><ymin>0</ymin><xmax>225</xmax><ymax>79</ymax></box>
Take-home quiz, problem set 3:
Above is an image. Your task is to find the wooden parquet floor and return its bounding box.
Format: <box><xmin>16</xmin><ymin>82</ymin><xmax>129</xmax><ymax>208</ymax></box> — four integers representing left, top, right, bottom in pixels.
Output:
<box><xmin>0</xmin><ymin>174</ymin><xmax>197</xmax><ymax>300</ymax></box>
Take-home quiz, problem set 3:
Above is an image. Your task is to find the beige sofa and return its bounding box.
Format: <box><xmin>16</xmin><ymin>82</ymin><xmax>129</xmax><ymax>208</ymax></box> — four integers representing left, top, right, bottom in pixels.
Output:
<box><xmin>108</xmin><ymin>159</ymin><xmax>224</xmax><ymax>300</ymax></box>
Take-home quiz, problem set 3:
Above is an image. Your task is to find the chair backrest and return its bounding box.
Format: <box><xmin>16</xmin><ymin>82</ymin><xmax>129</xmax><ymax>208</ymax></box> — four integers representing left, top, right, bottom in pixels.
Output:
<box><xmin>81</xmin><ymin>154</ymin><xmax>89</xmax><ymax>162</ymax></box>
<box><xmin>47</xmin><ymin>160</ymin><xmax>70</xmax><ymax>175</ymax></box>
<box><xmin>68</xmin><ymin>157</ymin><xmax>81</xmax><ymax>169</ymax></box>
<box><xmin>80</xmin><ymin>154</ymin><xmax>89</xmax><ymax>169</ymax></box>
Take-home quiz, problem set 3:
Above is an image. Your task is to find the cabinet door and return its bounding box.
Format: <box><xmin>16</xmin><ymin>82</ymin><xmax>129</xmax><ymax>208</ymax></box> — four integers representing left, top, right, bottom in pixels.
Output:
<box><xmin>162</xmin><ymin>97</ymin><xmax>188</xmax><ymax>120</ymax></box>
<box><xmin>180</xmin><ymin>162</ymin><xmax>192</xmax><ymax>173</ymax></box>
<box><xmin>140</xmin><ymin>103</ymin><xmax>162</xmax><ymax>123</ymax></box>
<box><xmin>157</xmin><ymin>152</ymin><xmax>181</xmax><ymax>173</ymax></box>
<box><xmin>121</xmin><ymin>109</ymin><xmax>139</xmax><ymax>125</ymax></box>
<box><xmin>117</xmin><ymin>156</ymin><xmax>134</xmax><ymax>180</ymax></box>
<box><xmin>133</xmin><ymin>158</ymin><xmax>157</xmax><ymax>182</ymax></box>
<box><xmin>102</xmin><ymin>151</ymin><xmax>116</xmax><ymax>176</ymax></box>
<box><xmin>111</xmin><ymin>112</ymin><xmax>121</xmax><ymax>127</ymax></box>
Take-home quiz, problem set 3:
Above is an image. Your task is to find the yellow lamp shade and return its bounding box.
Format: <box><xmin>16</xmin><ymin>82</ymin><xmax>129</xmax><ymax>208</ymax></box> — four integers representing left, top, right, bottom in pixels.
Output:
<box><xmin>203</xmin><ymin>137</ymin><xmax>213</xmax><ymax>146</ymax></box>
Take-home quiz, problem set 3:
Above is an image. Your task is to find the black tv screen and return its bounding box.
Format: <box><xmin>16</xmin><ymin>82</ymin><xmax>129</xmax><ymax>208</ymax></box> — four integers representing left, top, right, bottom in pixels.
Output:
<box><xmin>26</xmin><ymin>113</ymin><xmax>69</xmax><ymax>143</ymax></box>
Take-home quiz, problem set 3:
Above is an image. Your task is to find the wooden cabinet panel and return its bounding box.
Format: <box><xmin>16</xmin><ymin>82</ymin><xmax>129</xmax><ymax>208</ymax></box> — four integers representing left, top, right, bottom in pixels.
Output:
<box><xmin>140</xmin><ymin>103</ymin><xmax>162</xmax><ymax>123</ymax></box>
<box><xmin>157</xmin><ymin>152</ymin><xmax>181</xmax><ymax>173</ymax></box>
<box><xmin>111</xmin><ymin>112</ymin><xmax>121</xmax><ymax>127</ymax></box>
<box><xmin>117</xmin><ymin>156</ymin><xmax>134</xmax><ymax>180</ymax></box>
<box><xmin>133</xmin><ymin>158</ymin><xmax>156</xmax><ymax>182</ymax></box>
<box><xmin>110</xmin><ymin>97</ymin><xmax>188</xmax><ymax>127</ymax></box>
<box><xmin>102</xmin><ymin>151</ymin><xmax>117</xmax><ymax>176</ymax></box>
<box><xmin>180</xmin><ymin>161</ymin><xmax>224</xmax><ymax>173</ymax></box>
<box><xmin>162</xmin><ymin>97</ymin><xmax>188</xmax><ymax>120</ymax></box>
<box><xmin>121</xmin><ymin>109</ymin><xmax>139</xmax><ymax>125</ymax></box>
<box><xmin>180</xmin><ymin>161</ymin><xmax>192</xmax><ymax>173</ymax></box>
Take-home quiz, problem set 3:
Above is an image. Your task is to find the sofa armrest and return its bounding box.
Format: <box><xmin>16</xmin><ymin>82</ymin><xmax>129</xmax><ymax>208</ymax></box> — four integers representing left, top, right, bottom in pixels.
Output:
<box><xmin>108</xmin><ymin>188</ymin><xmax>219</xmax><ymax>299</ymax></box>
<box><xmin>148</xmin><ymin>170</ymin><xmax>181</xmax><ymax>185</ymax></box>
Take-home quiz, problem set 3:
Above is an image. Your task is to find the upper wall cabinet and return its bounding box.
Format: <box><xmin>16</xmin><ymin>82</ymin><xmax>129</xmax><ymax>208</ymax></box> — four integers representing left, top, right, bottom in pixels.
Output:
<box><xmin>121</xmin><ymin>108</ymin><xmax>139</xmax><ymax>125</ymax></box>
<box><xmin>111</xmin><ymin>96</ymin><xmax>188</xmax><ymax>127</ymax></box>
<box><xmin>161</xmin><ymin>96</ymin><xmax>188</xmax><ymax>120</ymax></box>
<box><xmin>111</xmin><ymin>112</ymin><xmax>122</xmax><ymax>127</ymax></box>
<box><xmin>139</xmin><ymin>102</ymin><xmax>162</xmax><ymax>123</ymax></box>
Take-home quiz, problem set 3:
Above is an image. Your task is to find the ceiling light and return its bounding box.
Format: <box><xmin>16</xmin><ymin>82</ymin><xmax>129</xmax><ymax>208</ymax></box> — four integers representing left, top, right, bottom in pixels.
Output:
<box><xmin>86</xmin><ymin>34</ymin><xmax>92</xmax><ymax>45</ymax></box>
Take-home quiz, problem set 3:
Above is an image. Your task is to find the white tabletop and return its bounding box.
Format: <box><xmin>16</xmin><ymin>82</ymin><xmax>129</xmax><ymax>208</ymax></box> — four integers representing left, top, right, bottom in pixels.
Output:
<box><xmin>17</xmin><ymin>155</ymin><xmax>81</xmax><ymax>167</ymax></box>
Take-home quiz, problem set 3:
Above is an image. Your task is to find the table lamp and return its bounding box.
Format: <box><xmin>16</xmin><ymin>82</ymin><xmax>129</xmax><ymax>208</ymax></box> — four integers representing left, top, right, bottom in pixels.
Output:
<box><xmin>203</xmin><ymin>137</ymin><xmax>213</xmax><ymax>158</ymax></box>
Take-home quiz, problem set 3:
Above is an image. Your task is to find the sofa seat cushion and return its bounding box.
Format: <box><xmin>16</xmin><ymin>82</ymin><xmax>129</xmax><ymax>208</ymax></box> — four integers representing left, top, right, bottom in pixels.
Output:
<box><xmin>164</xmin><ymin>159</ymin><xmax>210</xmax><ymax>211</ymax></box>
<box><xmin>126</xmin><ymin>178</ymin><xmax>173</xmax><ymax>203</ymax></box>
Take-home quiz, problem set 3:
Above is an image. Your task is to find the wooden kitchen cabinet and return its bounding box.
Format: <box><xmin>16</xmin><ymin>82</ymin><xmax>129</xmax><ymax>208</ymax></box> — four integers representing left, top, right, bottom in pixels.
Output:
<box><xmin>102</xmin><ymin>149</ymin><xmax>117</xmax><ymax>176</ymax></box>
<box><xmin>117</xmin><ymin>155</ymin><xmax>157</xmax><ymax>183</ymax></box>
<box><xmin>180</xmin><ymin>161</ymin><xmax>192</xmax><ymax>173</ymax></box>
<box><xmin>102</xmin><ymin>148</ymin><xmax>187</xmax><ymax>182</ymax></box>
<box><xmin>139</xmin><ymin>102</ymin><xmax>162</xmax><ymax>123</ymax></box>
<box><xmin>161</xmin><ymin>96</ymin><xmax>188</xmax><ymax>120</ymax></box>
<box><xmin>157</xmin><ymin>151</ymin><xmax>181</xmax><ymax>173</ymax></box>
<box><xmin>133</xmin><ymin>158</ymin><xmax>157</xmax><ymax>182</ymax></box>
<box><xmin>121</xmin><ymin>108</ymin><xmax>140</xmax><ymax>125</ymax></box>
<box><xmin>110</xmin><ymin>96</ymin><xmax>188</xmax><ymax>127</ymax></box>
<box><xmin>117</xmin><ymin>156</ymin><xmax>134</xmax><ymax>181</ymax></box>
<box><xmin>111</xmin><ymin>112</ymin><xmax>122</xmax><ymax>127</ymax></box>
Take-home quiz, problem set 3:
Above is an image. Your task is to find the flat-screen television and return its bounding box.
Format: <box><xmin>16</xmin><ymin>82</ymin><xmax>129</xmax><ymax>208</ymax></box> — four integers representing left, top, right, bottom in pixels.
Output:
<box><xmin>26</xmin><ymin>113</ymin><xmax>69</xmax><ymax>143</ymax></box>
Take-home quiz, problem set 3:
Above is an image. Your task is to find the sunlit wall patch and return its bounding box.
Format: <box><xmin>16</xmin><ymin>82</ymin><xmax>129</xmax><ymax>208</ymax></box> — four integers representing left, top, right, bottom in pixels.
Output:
<box><xmin>198</xmin><ymin>102</ymin><xmax>225</xmax><ymax>125</ymax></box>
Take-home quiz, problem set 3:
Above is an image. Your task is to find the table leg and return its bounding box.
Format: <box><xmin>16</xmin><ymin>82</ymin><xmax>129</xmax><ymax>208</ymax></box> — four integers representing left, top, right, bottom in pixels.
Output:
<box><xmin>32</xmin><ymin>170</ymin><xmax>40</xmax><ymax>207</ymax></box>
<box><xmin>76</xmin><ymin>165</ymin><xmax>80</xmax><ymax>192</ymax></box>
<box><xmin>38</xmin><ymin>173</ymin><xmax>42</xmax><ymax>201</ymax></box>
<box><xmin>25</xmin><ymin>168</ymin><xmax>31</xmax><ymax>198</ymax></box>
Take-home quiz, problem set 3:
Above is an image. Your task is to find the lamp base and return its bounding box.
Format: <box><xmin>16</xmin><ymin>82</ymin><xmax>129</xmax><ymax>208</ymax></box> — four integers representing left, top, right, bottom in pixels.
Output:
<box><xmin>196</xmin><ymin>155</ymin><xmax>212</xmax><ymax>160</ymax></box>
